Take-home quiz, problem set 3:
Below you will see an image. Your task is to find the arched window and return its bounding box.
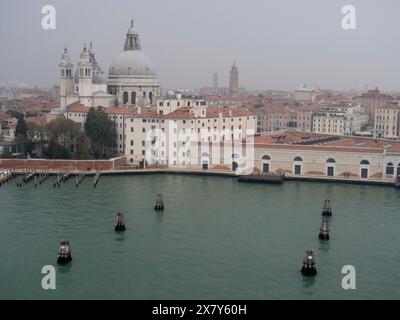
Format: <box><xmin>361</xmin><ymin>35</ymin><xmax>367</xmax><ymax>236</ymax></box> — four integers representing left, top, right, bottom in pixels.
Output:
<box><xmin>149</xmin><ymin>91</ymin><xmax>153</xmax><ymax>104</ymax></box>
<box><xmin>123</xmin><ymin>91</ymin><xmax>129</xmax><ymax>104</ymax></box>
<box><xmin>360</xmin><ymin>160</ymin><xmax>370</xmax><ymax>165</ymax></box>
<box><xmin>386</xmin><ymin>162</ymin><xmax>394</xmax><ymax>175</ymax></box>
<box><xmin>131</xmin><ymin>92</ymin><xmax>136</xmax><ymax>105</ymax></box>
<box><xmin>327</xmin><ymin>158</ymin><xmax>336</xmax><ymax>163</ymax></box>
<box><xmin>262</xmin><ymin>155</ymin><xmax>271</xmax><ymax>173</ymax></box>
<box><xmin>293</xmin><ymin>156</ymin><xmax>303</xmax><ymax>162</ymax></box>
<box><xmin>143</xmin><ymin>91</ymin><xmax>146</xmax><ymax>98</ymax></box>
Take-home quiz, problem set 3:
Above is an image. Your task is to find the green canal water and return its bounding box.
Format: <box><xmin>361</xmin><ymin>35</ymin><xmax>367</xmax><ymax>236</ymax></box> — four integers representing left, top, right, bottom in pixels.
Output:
<box><xmin>0</xmin><ymin>174</ymin><xmax>399</xmax><ymax>299</ymax></box>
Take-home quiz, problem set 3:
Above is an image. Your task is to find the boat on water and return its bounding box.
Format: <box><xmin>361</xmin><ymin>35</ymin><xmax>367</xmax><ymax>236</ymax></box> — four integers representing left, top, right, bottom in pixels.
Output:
<box><xmin>57</xmin><ymin>240</ymin><xmax>72</xmax><ymax>264</ymax></box>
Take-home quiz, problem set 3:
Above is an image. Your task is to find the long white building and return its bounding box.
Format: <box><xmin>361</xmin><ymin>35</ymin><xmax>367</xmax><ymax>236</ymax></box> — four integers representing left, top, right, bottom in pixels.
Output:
<box><xmin>64</xmin><ymin>99</ymin><xmax>257</xmax><ymax>167</ymax></box>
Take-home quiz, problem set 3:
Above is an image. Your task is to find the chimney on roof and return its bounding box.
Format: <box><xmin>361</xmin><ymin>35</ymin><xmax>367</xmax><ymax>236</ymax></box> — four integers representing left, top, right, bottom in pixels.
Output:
<box><xmin>229</xmin><ymin>110</ymin><xmax>232</xmax><ymax>117</ymax></box>
<box><xmin>137</xmin><ymin>106</ymin><xmax>141</xmax><ymax>115</ymax></box>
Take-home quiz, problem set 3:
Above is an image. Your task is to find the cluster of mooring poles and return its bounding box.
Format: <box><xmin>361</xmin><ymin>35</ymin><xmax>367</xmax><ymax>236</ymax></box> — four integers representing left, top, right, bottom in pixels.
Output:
<box><xmin>57</xmin><ymin>193</ymin><xmax>166</xmax><ymax>265</ymax></box>
<box><xmin>301</xmin><ymin>199</ymin><xmax>333</xmax><ymax>277</ymax></box>
<box><xmin>0</xmin><ymin>170</ymin><xmax>104</xmax><ymax>189</ymax></box>
<box><xmin>10</xmin><ymin>170</ymin><xmax>50</xmax><ymax>188</ymax></box>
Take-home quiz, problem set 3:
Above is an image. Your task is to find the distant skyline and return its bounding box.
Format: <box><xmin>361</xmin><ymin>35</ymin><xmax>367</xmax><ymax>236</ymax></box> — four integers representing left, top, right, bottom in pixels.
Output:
<box><xmin>1</xmin><ymin>0</ymin><xmax>400</xmax><ymax>91</ymax></box>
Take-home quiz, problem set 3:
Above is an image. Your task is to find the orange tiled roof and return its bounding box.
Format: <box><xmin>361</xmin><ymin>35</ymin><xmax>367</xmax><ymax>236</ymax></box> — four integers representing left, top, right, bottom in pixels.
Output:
<box><xmin>26</xmin><ymin>116</ymin><xmax>47</xmax><ymax>126</ymax></box>
<box><xmin>65</xmin><ymin>102</ymin><xmax>90</xmax><ymax>113</ymax></box>
<box><xmin>162</xmin><ymin>107</ymin><xmax>193</xmax><ymax>119</ymax></box>
<box><xmin>253</xmin><ymin>131</ymin><xmax>400</xmax><ymax>154</ymax></box>
<box><xmin>205</xmin><ymin>108</ymin><xmax>255</xmax><ymax>118</ymax></box>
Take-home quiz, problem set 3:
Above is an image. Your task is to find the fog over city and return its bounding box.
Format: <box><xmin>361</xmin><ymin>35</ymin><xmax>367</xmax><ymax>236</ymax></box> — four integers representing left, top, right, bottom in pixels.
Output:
<box><xmin>1</xmin><ymin>0</ymin><xmax>400</xmax><ymax>91</ymax></box>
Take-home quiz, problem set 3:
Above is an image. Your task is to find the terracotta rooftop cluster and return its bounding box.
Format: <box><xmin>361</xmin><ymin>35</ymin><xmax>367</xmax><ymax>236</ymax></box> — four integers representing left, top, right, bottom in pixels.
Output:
<box><xmin>254</xmin><ymin>131</ymin><xmax>400</xmax><ymax>153</ymax></box>
<box><xmin>66</xmin><ymin>103</ymin><xmax>256</xmax><ymax>120</ymax></box>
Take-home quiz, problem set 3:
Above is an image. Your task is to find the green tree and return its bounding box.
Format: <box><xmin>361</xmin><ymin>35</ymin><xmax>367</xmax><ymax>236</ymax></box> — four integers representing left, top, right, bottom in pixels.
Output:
<box><xmin>14</xmin><ymin>134</ymin><xmax>27</xmax><ymax>155</ymax></box>
<box><xmin>84</xmin><ymin>108</ymin><xmax>116</xmax><ymax>159</ymax></box>
<box><xmin>14</xmin><ymin>116</ymin><xmax>28</xmax><ymax>155</ymax></box>
<box><xmin>15</xmin><ymin>117</ymin><xmax>27</xmax><ymax>137</ymax></box>
<box><xmin>46</xmin><ymin>118</ymin><xmax>81</xmax><ymax>152</ymax></box>
<box><xmin>45</xmin><ymin>140</ymin><xmax>70</xmax><ymax>159</ymax></box>
<box><xmin>26</xmin><ymin>122</ymin><xmax>48</xmax><ymax>158</ymax></box>
<box><xmin>74</xmin><ymin>133</ymin><xmax>93</xmax><ymax>160</ymax></box>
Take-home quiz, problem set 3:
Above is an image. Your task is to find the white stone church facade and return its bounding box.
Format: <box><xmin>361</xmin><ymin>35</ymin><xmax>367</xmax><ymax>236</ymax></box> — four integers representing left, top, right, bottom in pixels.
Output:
<box><xmin>59</xmin><ymin>21</ymin><xmax>160</xmax><ymax>109</ymax></box>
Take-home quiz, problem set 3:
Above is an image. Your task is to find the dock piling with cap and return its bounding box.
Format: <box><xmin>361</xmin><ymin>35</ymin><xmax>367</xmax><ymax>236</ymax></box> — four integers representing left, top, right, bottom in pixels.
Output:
<box><xmin>154</xmin><ymin>194</ymin><xmax>165</xmax><ymax>211</ymax></box>
<box><xmin>93</xmin><ymin>172</ymin><xmax>100</xmax><ymax>188</ymax></box>
<box><xmin>318</xmin><ymin>219</ymin><xmax>330</xmax><ymax>240</ymax></box>
<box><xmin>301</xmin><ymin>250</ymin><xmax>317</xmax><ymax>276</ymax></box>
<box><xmin>322</xmin><ymin>199</ymin><xmax>332</xmax><ymax>216</ymax></box>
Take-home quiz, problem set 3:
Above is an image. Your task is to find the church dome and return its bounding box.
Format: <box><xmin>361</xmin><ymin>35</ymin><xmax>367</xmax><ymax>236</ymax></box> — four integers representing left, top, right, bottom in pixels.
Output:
<box><xmin>108</xmin><ymin>50</ymin><xmax>156</xmax><ymax>77</ymax></box>
<box><xmin>108</xmin><ymin>20</ymin><xmax>157</xmax><ymax>78</ymax></box>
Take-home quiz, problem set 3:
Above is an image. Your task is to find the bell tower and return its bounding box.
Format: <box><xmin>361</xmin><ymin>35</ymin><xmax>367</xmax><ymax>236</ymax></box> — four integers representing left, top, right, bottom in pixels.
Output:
<box><xmin>59</xmin><ymin>45</ymin><xmax>74</xmax><ymax>108</ymax></box>
<box><xmin>78</xmin><ymin>43</ymin><xmax>93</xmax><ymax>106</ymax></box>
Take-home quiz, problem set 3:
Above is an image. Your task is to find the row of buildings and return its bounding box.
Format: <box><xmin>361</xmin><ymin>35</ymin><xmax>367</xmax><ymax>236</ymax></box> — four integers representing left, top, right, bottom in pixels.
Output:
<box><xmin>256</xmin><ymin>88</ymin><xmax>400</xmax><ymax>140</ymax></box>
<box><xmin>51</xmin><ymin>21</ymin><xmax>400</xmax><ymax>180</ymax></box>
<box><xmin>64</xmin><ymin>96</ymin><xmax>257</xmax><ymax>166</ymax></box>
<box><xmin>2</xmin><ymin>19</ymin><xmax>400</xmax><ymax>182</ymax></box>
<box><xmin>257</xmin><ymin>103</ymin><xmax>370</xmax><ymax>136</ymax></box>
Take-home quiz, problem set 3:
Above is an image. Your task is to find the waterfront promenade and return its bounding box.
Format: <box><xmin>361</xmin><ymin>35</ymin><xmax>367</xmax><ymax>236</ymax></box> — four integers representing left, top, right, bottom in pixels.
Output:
<box><xmin>0</xmin><ymin>158</ymin><xmax>396</xmax><ymax>187</ymax></box>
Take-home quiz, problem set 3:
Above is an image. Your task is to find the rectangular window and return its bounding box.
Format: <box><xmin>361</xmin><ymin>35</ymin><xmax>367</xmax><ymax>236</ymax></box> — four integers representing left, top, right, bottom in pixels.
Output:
<box><xmin>361</xmin><ymin>168</ymin><xmax>368</xmax><ymax>178</ymax></box>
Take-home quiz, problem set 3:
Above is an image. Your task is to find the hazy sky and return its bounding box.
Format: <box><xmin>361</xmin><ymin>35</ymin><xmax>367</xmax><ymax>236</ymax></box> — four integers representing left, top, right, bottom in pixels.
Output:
<box><xmin>1</xmin><ymin>0</ymin><xmax>400</xmax><ymax>91</ymax></box>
